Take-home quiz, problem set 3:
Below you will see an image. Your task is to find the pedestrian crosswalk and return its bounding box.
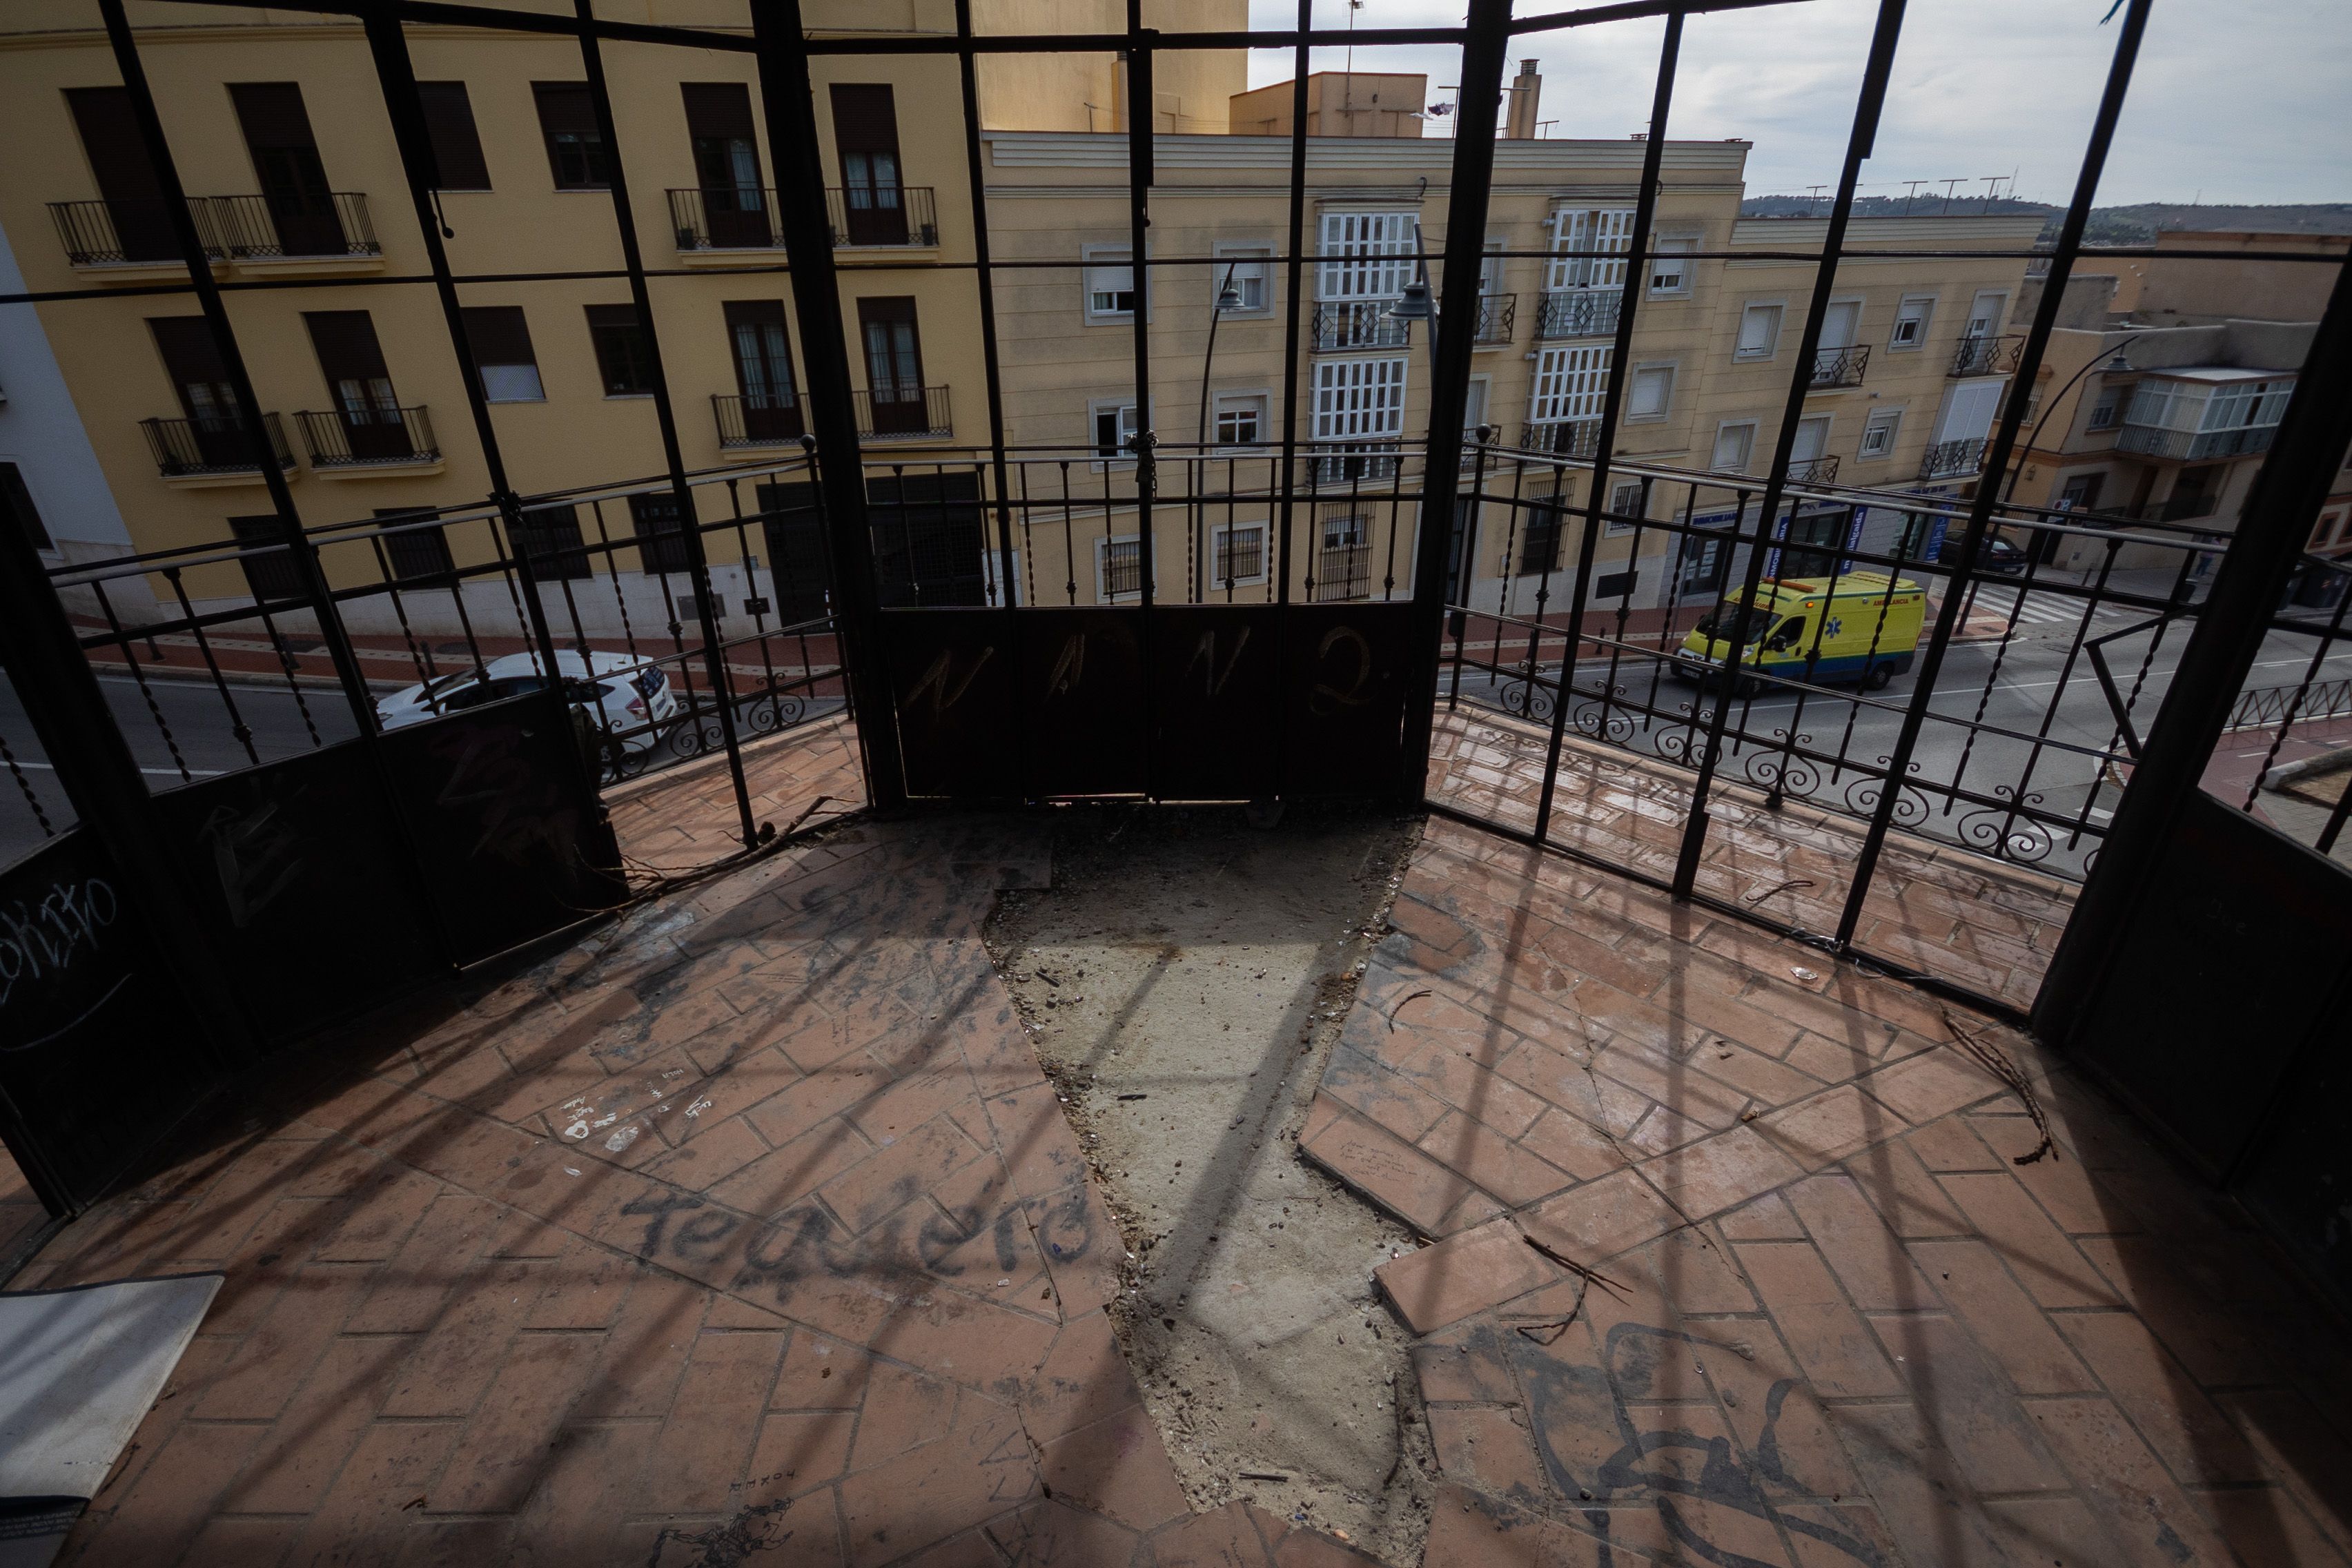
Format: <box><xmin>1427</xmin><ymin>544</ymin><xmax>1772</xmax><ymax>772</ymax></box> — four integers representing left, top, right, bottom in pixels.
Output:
<box><xmin>1965</xmin><ymin>584</ymin><xmax>2137</xmax><ymax>628</ymax></box>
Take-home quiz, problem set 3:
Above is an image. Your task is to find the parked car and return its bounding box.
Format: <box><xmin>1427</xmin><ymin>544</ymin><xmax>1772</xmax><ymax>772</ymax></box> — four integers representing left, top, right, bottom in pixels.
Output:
<box><xmin>375</xmin><ymin>649</ymin><xmax>677</xmax><ymax>756</ymax></box>
<box><xmin>1936</xmin><ymin>531</ymin><xmax>2030</xmax><ymax>575</ymax></box>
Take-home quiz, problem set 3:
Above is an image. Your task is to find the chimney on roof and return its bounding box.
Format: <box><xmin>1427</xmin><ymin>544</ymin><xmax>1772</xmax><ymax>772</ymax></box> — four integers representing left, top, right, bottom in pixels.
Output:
<box><xmin>1505</xmin><ymin>59</ymin><xmax>1540</xmax><ymax>139</ymax></box>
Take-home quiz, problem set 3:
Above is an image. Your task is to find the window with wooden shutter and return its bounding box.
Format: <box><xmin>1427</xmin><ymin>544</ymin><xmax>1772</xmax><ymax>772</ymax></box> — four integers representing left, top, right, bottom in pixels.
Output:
<box><xmin>66</xmin><ymin>86</ymin><xmax>177</xmax><ymax>261</ymax></box>
<box><xmin>830</xmin><ymin>85</ymin><xmax>904</xmax><ymax>244</ymax></box>
<box><xmin>229</xmin><ymin>83</ymin><xmax>342</xmax><ymax>255</ymax></box>
<box><xmin>532</xmin><ymin>83</ymin><xmax>612</xmax><ymax>190</ymax></box>
<box><xmin>460</xmin><ymin>306</ymin><xmax>541</xmax><ymax>401</ymax></box>
<box><xmin>683</xmin><ymin>84</ymin><xmax>771</xmax><ymax>245</ymax></box>
<box><xmin>418</xmin><ymin>82</ymin><xmax>491</xmax><ymax>190</ymax></box>
<box><xmin>585</xmin><ymin>304</ymin><xmax>654</xmax><ymax>395</ymax></box>
<box><xmin>229</xmin><ymin>516</ymin><xmax>308</xmax><ymax>602</ymax></box>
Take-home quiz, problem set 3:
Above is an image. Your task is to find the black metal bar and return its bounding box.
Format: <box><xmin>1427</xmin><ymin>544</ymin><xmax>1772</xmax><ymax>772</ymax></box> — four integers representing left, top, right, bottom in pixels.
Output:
<box><xmin>1836</xmin><ymin>0</ymin><xmax>2149</xmax><ymax>948</ymax></box>
<box><xmin>95</xmin><ymin>0</ymin><xmax>380</xmax><ymax>744</ymax></box>
<box><xmin>1532</xmin><ymin>8</ymin><xmax>1682</xmax><ymax>839</ymax></box>
<box><xmin>1669</xmin><ymin>0</ymin><xmax>1905</xmax><ymax>901</ymax></box>
<box><xmin>0</xmin><ymin>491</ymin><xmax>258</xmax><ymax>1084</ymax></box>
<box><xmin>568</xmin><ymin>0</ymin><xmax>758</xmax><ymax>847</ymax></box>
<box><xmin>355</xmin><ymin>1</ymin><xmax>569</xmax><ymax>696</ymax></box>
<box><xmin>1273</xmin><ymin>2</ymin><xmax>1310</xmax><ymax>617</ymax></box>
<box><xmin>1124</xmin><ymin>7</ymin><xmax>1160</xmax><ymax>794</ymax></box>
<box><xmin>1399</xmin><ymin>0</ymin><xmax>1516</xmax><ymax>803</ymax></box>
<box><xmin>954</xmin><ymin>0</ymin><xmax>1020</xmax><ymax>621</ymax></box>
<box><xmin>750</xmin><ymin>0</ymin><xmax>905</xmax><ymax>813</ymax></box>
<box><xmin>2035</xmin><ymin>253</ymin><xmax>2352</xmax><ymax>1041</ymax></box>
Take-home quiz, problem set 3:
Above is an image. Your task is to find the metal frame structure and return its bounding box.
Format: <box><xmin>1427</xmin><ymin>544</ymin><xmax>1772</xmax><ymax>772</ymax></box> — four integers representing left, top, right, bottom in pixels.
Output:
<box><xmin>1</xmin><ymin>0</ymin><xmax>2348</xmax><ymax>1260</ymax></box>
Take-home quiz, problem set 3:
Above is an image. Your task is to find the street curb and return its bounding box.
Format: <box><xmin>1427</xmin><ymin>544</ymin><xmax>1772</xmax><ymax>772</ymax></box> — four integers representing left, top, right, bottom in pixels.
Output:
<box><xmin>2263</xmin><ymin>743</ymin><xmax>2352</xmax><ymax>791</ymax></box>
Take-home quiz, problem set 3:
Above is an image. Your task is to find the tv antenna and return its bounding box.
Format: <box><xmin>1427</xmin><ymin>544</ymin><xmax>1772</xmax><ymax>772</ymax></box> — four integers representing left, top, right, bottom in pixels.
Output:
<box><xmin>1901</xmin><ymin>179</ymin><xmax>1929</xmax><ymax>215</ymax></box>
<box><xmin>1939</xmin><ymin>177</ymin><xmax>1966</xmax><ymax>213</ymax></box>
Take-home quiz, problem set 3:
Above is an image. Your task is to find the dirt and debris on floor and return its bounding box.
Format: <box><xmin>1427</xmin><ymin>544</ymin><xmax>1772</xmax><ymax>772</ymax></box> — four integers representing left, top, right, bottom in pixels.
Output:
<box><xmin>983</xmin><ymin>802</ymin><xmax>1435</xmax><ymax>1567</ymax></box>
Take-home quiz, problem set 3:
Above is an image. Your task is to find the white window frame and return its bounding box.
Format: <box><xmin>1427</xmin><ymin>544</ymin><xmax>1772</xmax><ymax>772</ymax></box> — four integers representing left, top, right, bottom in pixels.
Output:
<box><xmin>1888</xmin><ymin>293</ymin><xmax>1935</xmax><ymax>351</ymax></box>
<box><xmin>2086</xmin><ymin>386</ymin><xmax>2122</xmax><ymax>431</ymax></box>
<box><xmin>1625</xmin><ymin>362</ymin><xmax>1675</xmax><ymax>423</ymax></box>
<box><xmin>1208</xmin><ymin>520</ymin><xmax>1270</xmax><ymax>587</ymax></box>
<box><xmin>1316</xmin><ymin>211</ymin><xmax>1416</xmax><ymax>302</ymax></box>
<box><xmin>1712</xmin><ymin>420</ymin><xmax>1758</xmax><ymax>473</ymax></box>
<box><xmin>1213</xmin><ymin>391</ymin><xmax>1269</xmax><ymax>449</ymax></box>
<box><xmin>1859</xmin><ymin>406</ymin><xmax>1903</xmax><ymax>459</ymax></box>
<box><xmin>1311</xmin><ymin>356</ymin><xmax>1408</xmax><ymax>443</ymax></box>
<box><xmin>1791</xmin><ymin>413</ymin><xmax>1833</xmax><ymax>464</ymax></box>
<box><xmin>1084</xmin><ymin>244</ymin><xmax>1141</xmax><ymax>324</ymax></box>
<box><xmin>1096</xmin><ymin>532</ymin><xmax>1149</xmax><ymax>602</ymax></box>
<box><xmin>1963</xmin><ymin>289</ymin><xmax>2008</xmax><ymax>341</ymax></box>
<box><xmin>1212</xmin><ymin>242</ymin><xmax>1273</xmax><ymax>315</ymax></box>
<box><xmin>1816</xmin><ymin>297</ymin><xmax>1864</xmax><ymax>351</ymax></box>
<box><xmin>1545</xmin><ymin>206</ymin><xmax>1634</xmax><ymax>293</ymax></box>
<box><xmin>1529</xmin><ymin>344</ymin><xmax>1611</xmax><ymax>427</ymax></box>
<box><xmin>1735</xmin><ymin>301</ymin><xmax>1784</xmax><ymax>360</ymax></box>
<box><xmin>1464</xmin><ymin>374</ymin><xmax>1492</xmax><ymax>440</ymax></box>
<box><xmin>1647</xmin><ymin>235</ymin><xmax>1697</xmax><ymax>297</ymax></box>
<box><xmin>1089</xmin><ymin>398</ymin><xmax>1142</xmax><ymax>462</ymax></box>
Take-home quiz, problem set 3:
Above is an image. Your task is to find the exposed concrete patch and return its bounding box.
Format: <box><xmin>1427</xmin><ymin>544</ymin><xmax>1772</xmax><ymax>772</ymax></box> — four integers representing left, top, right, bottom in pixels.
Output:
<box><xmin>982</xmin><ymin>803</ymin><xmax>1435</xmax><ymax>1567</ymax></box>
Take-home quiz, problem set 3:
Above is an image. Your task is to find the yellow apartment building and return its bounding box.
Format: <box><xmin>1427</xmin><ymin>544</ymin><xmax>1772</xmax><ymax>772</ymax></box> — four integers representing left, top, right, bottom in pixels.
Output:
<box><xmin>1</xmin><ymin>1</ymin><xmax>2035</xmax><ymax>638</ymax></box>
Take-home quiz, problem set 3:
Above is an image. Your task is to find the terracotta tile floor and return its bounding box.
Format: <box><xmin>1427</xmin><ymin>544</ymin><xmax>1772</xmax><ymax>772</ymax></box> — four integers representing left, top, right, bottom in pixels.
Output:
<box><xmin>26</xmin><ymin>777</ymin><xmax>1382</xmax><ymax>1567</ymax></box>
<box><xmin>605</xmin><ymin>712</ymin><xmax>869</xmax><ymax>865</ymax></box>
<box><xmin>1309</xmin><ymin>812</ymin><xmax>2352</xmax><ymax>1568</ymax></box>
<box><xmin>1426</xmin><ymin>706</ymin><xmax>2077</xmax><ymax>1013</ymax></box>
<box><xmin>15</xmin><ymin>716</ymin><xmax>2349</xmax><ymax>1567</ymax></box>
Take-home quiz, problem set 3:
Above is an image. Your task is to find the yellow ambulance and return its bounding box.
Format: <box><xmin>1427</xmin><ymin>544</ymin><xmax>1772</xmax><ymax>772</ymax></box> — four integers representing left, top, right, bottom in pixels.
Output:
<box><xmin>1673</xmin><ymin>573</ymin><xmax>1928</xmax><ymax>694</ymax></box>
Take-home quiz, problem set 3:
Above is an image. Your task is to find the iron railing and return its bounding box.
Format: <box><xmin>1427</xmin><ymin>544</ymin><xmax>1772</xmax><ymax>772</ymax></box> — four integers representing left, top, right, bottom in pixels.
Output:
<box><xmin>2116</xmin><ymin>423</ymin><xmax>2280</xmax><ymax>462</ymax></box>
<box><xmin>49</xmin><ymin>193</ymin><xmax>376</xmax><ymax>264</ymax></box>
<box><xmin>1920</xmin><ymin>438</ymin><xmax>1988</xmax><ymax>479</ymax></box>
<box><xmin>1536</xmin><ymin>290</ymin><xmax>1621</xmax><ymax>340</ymax></box>
<box><xmin>1810</xmin><ymin>345</ymin><xmax>1869</xmax><ymax>388</ymax></box>
<box><xmin>665</xmin><ymin>186</ymin><xmax>939</xmax><ymax>249</ymax></box>
<box><xmin>713</xmin><ymin>392</ymin><xmax>805</xmax><ymax>447</ymax></box>
<box><xmin>853</xmin><ymin>386</ymin><xmax>952</xmax><ymax>440</ymax></box>
<box><xmin>1951</xmin><ymin>335</ymin><xmax>2023</xmax><ymax>377</ymax></box>
<box><xmin>1520</xmin><ymin>420</ymin><xmax>1604</xmax><ymax>458</ymax></box>
<box><xmin>1788</xmin><ymin>455</ymin><xmax>1840</xmax><ymax>484</ymax></box>
<box><xmin>50</xmin><ymin>198</ymin><xmax>229</xmax><ymax>266</ymax></box>
<box><xmin>292</xmin><ymin>406</ymin><xmax>438</xmax><ymax>467</ymax></box>
<box><xmin>1309</xmin><ymin>301</ymin><xmax>1411</xmax><ymax>351</ymax></box>
<box><xmin>1473</xmin><ymin>293</ymin><xmax>1516</xmax><ymax>344</ymax></box>
<box><xmin>139</xmin><ymin>413</ymin><xmax>296</xmax><ymax>477</ymax></box>
<box><xmin>2226</xmin><ymin>676</ymin><xmax>2351</xmax><ymax>733</ymax></box>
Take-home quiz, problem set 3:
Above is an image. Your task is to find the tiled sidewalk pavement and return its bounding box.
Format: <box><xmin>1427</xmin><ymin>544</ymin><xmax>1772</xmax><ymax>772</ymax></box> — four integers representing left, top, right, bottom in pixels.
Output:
<box><xmin>1426</xmin><ymin>707</ymin><xmax>2076</xmax><ymax>1012</ymax></box>
<box><xmin>606</xmin><ymin>712</ymin><xmax>868</xmax><ymax>865</ymax></box>
<box><xmin>23</xmin><ymin>803</ymin><xmax>1380</xmax><ymax>1567</ymax></box>
<box><xmin>1306</xmin><ymin>814</ymin><xmax>2352</xmax><ymax>1567</ymax></box>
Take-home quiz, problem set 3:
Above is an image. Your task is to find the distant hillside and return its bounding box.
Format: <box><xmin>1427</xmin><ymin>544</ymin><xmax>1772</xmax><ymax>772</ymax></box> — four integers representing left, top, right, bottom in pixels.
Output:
<box><xmin>1738</xmin><ymin>196</ymin><xmax>2352</xmax><ymax>246</ymax></box>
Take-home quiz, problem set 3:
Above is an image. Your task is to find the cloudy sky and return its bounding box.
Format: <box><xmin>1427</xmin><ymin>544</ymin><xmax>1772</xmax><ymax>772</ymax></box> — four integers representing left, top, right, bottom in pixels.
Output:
<box><xmin>1243</xmin><ymin>0</ymin><xmax>2352</xmax><ymax>206</ymax></box>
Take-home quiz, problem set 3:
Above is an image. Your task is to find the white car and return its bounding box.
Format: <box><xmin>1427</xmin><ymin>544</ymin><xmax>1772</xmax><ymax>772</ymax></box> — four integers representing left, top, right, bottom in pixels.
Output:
<box><xmin>375</xmin><ymin>649</ymin><xmax>678</xmax><ymax>754</ymax></box>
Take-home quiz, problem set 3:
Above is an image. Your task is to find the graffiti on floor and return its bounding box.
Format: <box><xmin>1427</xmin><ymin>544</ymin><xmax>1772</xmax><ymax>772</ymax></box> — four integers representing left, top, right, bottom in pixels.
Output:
<box><xmin>1515</xmin><ymin>1320</ymin><xmax>1888</xmax><ymax>1568</ymax></box>
<box><xmin>647</xmin><ymin>1497</ymin><xmax>794</xmax><ymax>1566</ymax></box>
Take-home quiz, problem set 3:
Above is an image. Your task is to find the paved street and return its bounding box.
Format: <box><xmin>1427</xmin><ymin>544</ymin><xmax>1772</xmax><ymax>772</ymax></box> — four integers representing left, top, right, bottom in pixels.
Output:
<box><xmin>1445</xmin><ymin>583</ymin><xmax>2352</xmax><ymax>878</ymax></box>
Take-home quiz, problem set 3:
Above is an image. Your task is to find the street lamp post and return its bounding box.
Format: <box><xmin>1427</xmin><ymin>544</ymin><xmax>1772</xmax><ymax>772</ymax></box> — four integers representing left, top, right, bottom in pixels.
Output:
<box><xmin>1987</xmin><ymin>345</ymin><xmax>2130</xmax><ymax>581</ymax></box>
<box><xmin>1193</xmin><ymin>261</ymin><xmax>1242</xmax><ymax>598</ymax></box>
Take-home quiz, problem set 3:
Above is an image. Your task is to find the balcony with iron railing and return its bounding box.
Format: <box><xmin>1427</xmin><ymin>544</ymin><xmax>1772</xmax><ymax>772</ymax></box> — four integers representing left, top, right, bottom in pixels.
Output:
<box><xmin>2115</xmin><ymin>422</ymin><xmax>2278</xmax><ymax>462</ymax></box>
<box><xmin>293</xmin><ymin>405</ymin><xmax>438</xmax><ymax>469</ymax></box>
<box><xmin>1787</xmin><ymin>455</ymin><xmax>1841</xmax><ymax>484</ymax></box>
<box><xmin>665</xmin><ymin>186</ymin><xmax>939</xmax><ymax>251</ymax></box>
<box><xmin>713</xmin><ymin>392</ymin><xmax>805</xmax><ymax>448</ymax></box>
<box><xmin>1520</xmin><ymin>419</ymin><xmax>1604</xmax><ymax>458</ymax></box>
<box><xmin>1473</xmin><ymin>293</ymin><xmax>1516</xmax><ymax>345</ymax></box>
<box><xmin>1535</xmin><ymin>289</ymin><xmax>1620</xmax><ymax>340</ymax></box>
<box><xmin>1919</xmin><ymin>436</ymin><xmax>1988</xmax><ymax>479</ymax></box>
<box><xmin>50</xmin><ymin>193</ymin><xmax>378</xmax><ymax>267</ymax></box>
<box><xmin>854</xmin><ymin>386</ymin><xmax>952</xmax><ymax>440</ymax></box>
<box><xmin>1809</xmin><ymin>345</ymin><xmax>1869</xmax><ymax>389</ymax></box>
<box><xmin>1950</xmin><ymin>334</ymin><xmax>2023</xmax><ymax>378</ymax></box>
<box><xmin>1310</xmin><ymin>301</ymin><xmax>1411</xmax><ymax>351</ymax></box>
<box><xmin>139</xmin><ymin>412</ymin><xmax>296</xmax><ymax>478</ymax></box>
